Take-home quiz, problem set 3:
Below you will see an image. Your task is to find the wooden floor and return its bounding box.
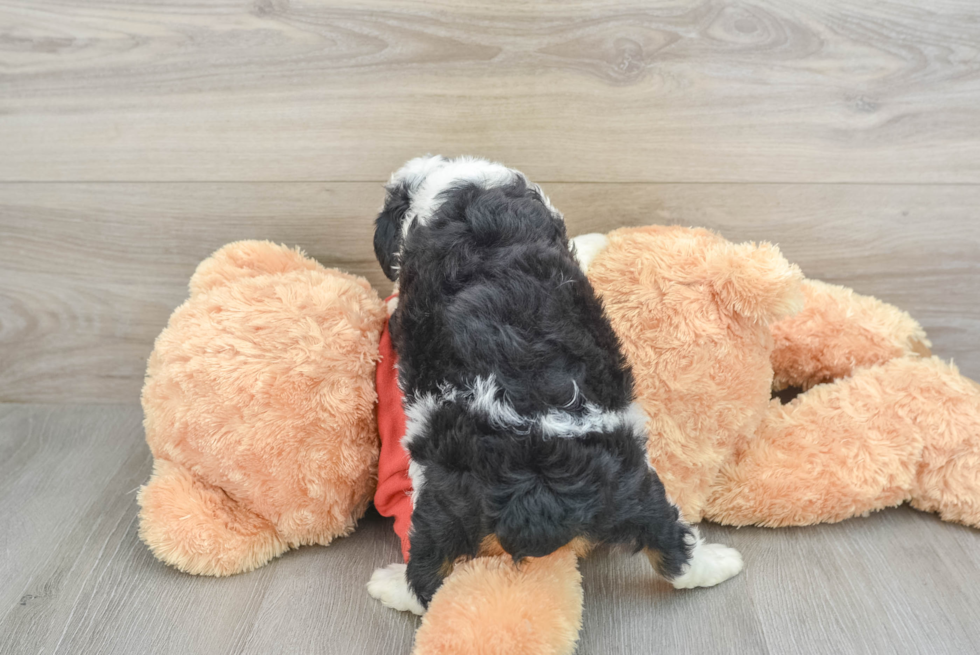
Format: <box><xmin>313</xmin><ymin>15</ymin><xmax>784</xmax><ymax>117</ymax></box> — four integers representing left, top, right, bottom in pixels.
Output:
<box><xmin>2</xmin><ymin>0</ymin><xmax>980</xmax><ymax>653</ymax></box>
<box><xmin>2</xmin><ymin>404</ymin><xmax>980</xmax><ymax>654</ymax></box>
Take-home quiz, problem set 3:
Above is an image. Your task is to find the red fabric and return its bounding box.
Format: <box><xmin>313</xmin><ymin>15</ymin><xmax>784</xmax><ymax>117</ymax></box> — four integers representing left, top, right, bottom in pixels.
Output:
<box><xmin>374</xmin><ymin>301</ymin><xmax>414</xmax><ymax>562</ymax></box>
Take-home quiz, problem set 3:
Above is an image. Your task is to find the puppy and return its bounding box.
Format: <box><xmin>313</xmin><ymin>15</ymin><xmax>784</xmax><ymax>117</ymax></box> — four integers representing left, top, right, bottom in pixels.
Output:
<box><xmin>368</xmin><ymin>156</ymin><xmax>743</xmax><ymax>613</ymax></box>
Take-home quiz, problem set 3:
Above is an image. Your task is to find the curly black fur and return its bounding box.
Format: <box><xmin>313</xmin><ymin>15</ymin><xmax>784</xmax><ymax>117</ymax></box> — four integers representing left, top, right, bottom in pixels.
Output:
<box><xmin>375</xmin><ymin>173</ymin><xmax>692</xmax><ymax>606</ymax></box>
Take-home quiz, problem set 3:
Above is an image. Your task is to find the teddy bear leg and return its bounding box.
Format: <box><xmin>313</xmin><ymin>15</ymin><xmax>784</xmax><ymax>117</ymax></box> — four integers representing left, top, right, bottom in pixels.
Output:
<box><xmin>705</xmin><ymin>363</ymin><xmax>923</xmax><ymax>527</ymax></box>
<box><xmin>706</xmin><ymin>356</ymin><xmax>980</xmax><ymax>528</ymax></box>
<box><xmin>137</xmin><ymin>459</ymin><xmax>287</xmax><ymax>576</ymax></box>
<box><xmin>411</xmin><ymin>547</ymin><xmax>584</xmax><ymax>655</ymax></box>
<box><xmin>905</xmin><ymin>363</ymin><xmax>980</xmax><ymax>528</ymax></box>
<box><xmin>770</xmin><ymin>279</ymin><xmax>930</xmax><ymax>390</ymax></box>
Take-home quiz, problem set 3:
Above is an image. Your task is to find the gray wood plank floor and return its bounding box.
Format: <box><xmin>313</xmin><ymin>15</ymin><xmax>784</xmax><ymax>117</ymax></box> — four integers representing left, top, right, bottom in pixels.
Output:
<box><xmin>2</xmin><ymin>404</ymin><xmax>979</xmax><ymax>654</ymax></box>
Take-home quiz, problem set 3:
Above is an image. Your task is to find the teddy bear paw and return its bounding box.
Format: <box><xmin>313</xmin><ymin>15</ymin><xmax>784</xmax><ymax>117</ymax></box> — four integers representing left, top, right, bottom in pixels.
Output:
<box><xmin>367</xmin><ymin>563</ymin><xmax>426</xmax><ymax>615</ymax></box>
<box><xmin>671</xmin><ymin>542</ymin><xmax>744</xmax><ymax>589</ymax></box>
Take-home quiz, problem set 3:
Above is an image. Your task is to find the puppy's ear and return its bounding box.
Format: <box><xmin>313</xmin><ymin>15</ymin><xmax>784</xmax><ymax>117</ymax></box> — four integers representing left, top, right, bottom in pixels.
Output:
<box><xmin>374</xmin><ymin>182</ymin><xmax>411</xmax><ymax>281</ymax></box>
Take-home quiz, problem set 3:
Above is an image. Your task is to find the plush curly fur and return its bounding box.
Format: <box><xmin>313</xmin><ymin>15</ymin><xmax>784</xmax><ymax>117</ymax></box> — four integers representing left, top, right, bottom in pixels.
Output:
<box><xmin>138</xmin><ymin>241</ymin><xmax>386</xmax><ymax>575</ymax></box>
<box><xmin>586</xmin><ymin>225</ymin><xmax>980</xmax><ymax>530</ymax></box>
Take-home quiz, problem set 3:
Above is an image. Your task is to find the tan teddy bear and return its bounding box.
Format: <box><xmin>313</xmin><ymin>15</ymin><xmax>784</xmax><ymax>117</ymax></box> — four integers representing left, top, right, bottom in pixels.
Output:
<box><xmin>137</xmin><ymin>230</ymin><xmax>980</xmax><ymax>654</ymax></box>
<box><xmin>138</xmin><ymin>241</ymin><xmax>386</xmax><ymax>576</ymax></box>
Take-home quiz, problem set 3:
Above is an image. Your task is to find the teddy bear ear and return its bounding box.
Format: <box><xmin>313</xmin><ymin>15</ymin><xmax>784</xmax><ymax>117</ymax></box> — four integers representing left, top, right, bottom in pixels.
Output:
<box><xmin>188</xmin><ymin>240</ymin><xmax>320</xmax><ymax>297</ymax></box>
<box><xmin>704</xmin><ymin>240</ymin><xmax>805</xmax><ymax>325</ymax></box>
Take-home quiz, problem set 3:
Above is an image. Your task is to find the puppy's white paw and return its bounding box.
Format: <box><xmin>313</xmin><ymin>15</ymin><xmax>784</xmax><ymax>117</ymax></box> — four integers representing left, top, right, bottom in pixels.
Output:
<box><xmin>671</xmin><ymin>541</ymin><xmax>744</xmax><ymax>589</ymax></box>
<box><xmin>367</xmin><ymin>563</ymin><xmax>426</xmax><ymax>615</ymax></box>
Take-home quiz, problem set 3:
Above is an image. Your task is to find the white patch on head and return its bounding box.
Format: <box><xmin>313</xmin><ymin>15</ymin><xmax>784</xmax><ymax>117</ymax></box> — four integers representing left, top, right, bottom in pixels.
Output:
<box><xmin>381</xmin><ymin>155</ymin><xmax>564</xmax><ymax>282</ymax></box>
<box><xmin>401</xmin><ymin>156</ymin><xmax>515</xmax><ymax>238</ymax></box>
<box><xmin>388</xmin><ymin>155</ymin><xmax>561</xmax><ymax>240</ymax></box>
<box><xmin>387</xmin><ymin>155</ymin><xmax>449</xmax><ymax>195</ymax></box>
<box><xmin>570</xmin><ymin>233</ymin><xmax>610</xmax><ymax>273</ymax></box>
<box><xmin>367</xmin><ymin>563</ymin><xmax>426</xmax><ymax>615</ymax></box>
<box><xmin>669</xmin><ymin>527</ymin><xmax>744</xmax><ymax>589</ymax></box>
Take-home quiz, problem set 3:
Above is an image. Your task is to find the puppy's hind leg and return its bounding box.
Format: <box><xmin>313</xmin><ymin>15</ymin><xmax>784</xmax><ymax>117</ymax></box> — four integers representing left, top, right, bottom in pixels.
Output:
<box><xmin>405</xmin><ymin>484</ymin><xmax>485</xmax><ymax>608</ymax></box>
<box><xmin>652</xmin><ymin>526</ymin><xmax>744</xmax><ymax>589</ymax></box>
<box><xmin>367</xmin><ymin>562</ymin><xmax>425</xmax><ymax>615</ymax></box>
<box><xmin>632</xmin><ymin>473</ymin><xmax>744</xmax><ymax>589</ymax></box>
<box><xmin>368</xmin><ymin>492</ymin><xmax>481</xmax><ymax>613</ymax></box>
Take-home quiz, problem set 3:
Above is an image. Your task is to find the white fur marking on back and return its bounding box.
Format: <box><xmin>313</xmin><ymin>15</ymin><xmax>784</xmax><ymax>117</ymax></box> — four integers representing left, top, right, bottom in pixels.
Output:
<box><xmin>407</xmin><ymin>460</ymin><xmax>426</xmax><ymax>507</ymax></box>
<box><xmin>399</xmin><ymin>382</ymin><xmax>648</xmax><ymax>507</ymax></box>
<box><xmin>471</xmin><ymin>375</ymin><xmax>645</xmax><ymax>439</ymax></box>
<box><xmin>467</xmin><ymin>375</ymin><xmax>527</xmax><ymax>430</ymax></box>
<box><xmin>407</xmin><ymin>375</ymin><xmax>646</xmax><ymax>439</ymax></box>
<box><xmin>402</xmin><ymin>394</ymin><xmax>440</xmax><ymax>507</ymax></box>
<box><xmin>403</xmin><ymin>394</ymin><xmax>438</xmax><ymax>447</ymax></box>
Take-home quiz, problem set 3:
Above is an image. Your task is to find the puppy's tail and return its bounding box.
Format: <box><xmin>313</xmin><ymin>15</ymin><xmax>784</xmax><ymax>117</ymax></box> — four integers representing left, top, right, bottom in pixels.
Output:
<box><xmin>495</xmin><ymin>484</ymin><xmax>581</xmax><ymax>561</ymax></box>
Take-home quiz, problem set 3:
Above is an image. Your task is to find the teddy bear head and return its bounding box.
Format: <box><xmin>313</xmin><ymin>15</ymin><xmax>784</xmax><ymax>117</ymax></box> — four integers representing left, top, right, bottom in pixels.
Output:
<box><xmin>139</xmin><ymin>241</ymin><xmax>386</xmax><ymax>575</ymax></box>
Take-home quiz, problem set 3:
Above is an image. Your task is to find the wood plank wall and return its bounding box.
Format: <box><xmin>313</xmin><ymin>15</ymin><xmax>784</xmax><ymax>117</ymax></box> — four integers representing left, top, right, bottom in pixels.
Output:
<box><xmin>1</xmin><ymin>0</ymin><xmax>979</xmax><ymax>402</ymax></box>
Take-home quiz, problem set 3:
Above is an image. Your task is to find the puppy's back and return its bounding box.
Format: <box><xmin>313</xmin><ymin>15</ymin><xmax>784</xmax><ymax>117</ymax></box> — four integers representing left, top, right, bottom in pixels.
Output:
<box><xmin>393</xmin><ymin>181</ymin><xmax>633</xmax><ymax>416</ymax></box>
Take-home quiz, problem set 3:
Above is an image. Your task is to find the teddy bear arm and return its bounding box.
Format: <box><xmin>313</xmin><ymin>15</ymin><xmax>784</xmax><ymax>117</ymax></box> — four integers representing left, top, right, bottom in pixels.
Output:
<box><xmin>137</xmin><ymin>459</ymin><xmax>287</xmax><ymax>576</ymax></box>
<box><xmin>770</xmin><ymin>279</ymin><xmax>930</xmax><ymax>390</ymax></box>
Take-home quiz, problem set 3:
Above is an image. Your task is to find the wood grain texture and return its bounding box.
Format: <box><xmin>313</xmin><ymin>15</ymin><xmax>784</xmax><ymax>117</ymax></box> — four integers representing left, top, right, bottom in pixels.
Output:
<box><xmin>579</xmin><ymin>511</ymin><xmax>980</xmax><ymax>655</ymax></box>
<box><xmin>1</xmin><ymin>182</ymin><xmax>977</xmax><ymax>403</ymax></box>
<box><xmin>2</xmin><ymin>0</ymin><xmax>980</xmax><ymax>182</ymax></box>
<box><xmin>0</xmin><ymin>404</ymin><xmax>417</xmax><ymax>655</ymax></box>
<box><xmin>2</xmin><ymin>404</ymin><xmax>980</xmax><ymax>654</ymax></box>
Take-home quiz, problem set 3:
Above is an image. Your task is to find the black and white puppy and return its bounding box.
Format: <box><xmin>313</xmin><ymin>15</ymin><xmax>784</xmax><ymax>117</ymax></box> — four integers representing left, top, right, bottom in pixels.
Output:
<box><xmin>367</xmin><ymin>156</ymin><xmax>743</xmax><ymax>614</ymax></box>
